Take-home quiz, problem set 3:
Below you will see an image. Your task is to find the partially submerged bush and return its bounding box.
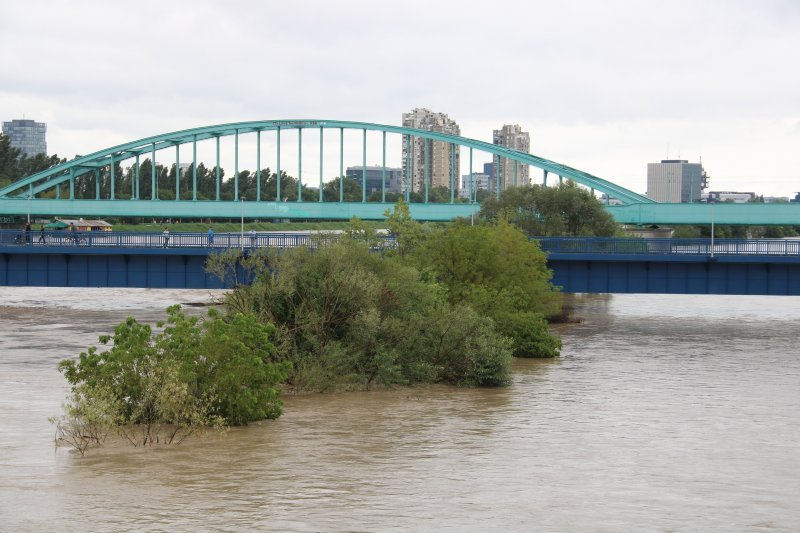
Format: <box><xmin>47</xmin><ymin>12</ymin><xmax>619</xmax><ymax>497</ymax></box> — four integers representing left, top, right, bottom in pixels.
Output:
<box><xmin>54</xmin><ymin>306</ymin><xmax>289</xmax><ymax>453</ymax></box>
<box><xmin>220</xmin><ymin>237</ymin><xmax>515</xmax><ymax>391</ymax></box>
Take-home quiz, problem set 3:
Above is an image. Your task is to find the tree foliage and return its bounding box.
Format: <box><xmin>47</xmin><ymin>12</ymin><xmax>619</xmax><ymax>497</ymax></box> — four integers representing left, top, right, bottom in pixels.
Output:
<box><xmin>0</xmin><ymin>133</ymin><xmax>66</xmax><ymax>188</ymax></box>
<box><xmin>217</xmin><ymin>235</ymin><xmax>515</xmax><ymax>390</ymax></box>
<box><xmin>480</xmin><ymin>183</ymin><xmax>618</xmax><ymax>236</ymax></box>
<box><xmin>54</xmin><ymin>305</ymin><xmax>289</xmax><ymax>452</ymax></box>
<box><xmin>413</xmin><ymin>219</ymin><xmax>563</xmax><ymax>357</ymax></box>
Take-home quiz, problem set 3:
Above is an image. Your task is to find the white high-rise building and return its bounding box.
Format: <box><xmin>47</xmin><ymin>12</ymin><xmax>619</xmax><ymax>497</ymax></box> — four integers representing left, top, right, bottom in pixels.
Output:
<box><xmin>401</xmin><ymin>108</ymin><xmax>460</xmax><ymax>194</ymax></box>
<box><xmin>647</xmin><ymin>159</ymin><xmax>709</xmax><ymax>202</ymax></box>
<box><xmin>492</xmin><ymin>124</ymin><xmax>530</xmax><ymax>190</ymax></box>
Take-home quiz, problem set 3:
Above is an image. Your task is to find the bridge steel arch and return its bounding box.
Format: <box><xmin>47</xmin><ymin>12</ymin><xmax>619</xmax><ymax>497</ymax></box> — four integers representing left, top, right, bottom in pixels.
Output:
<box><xmin>0</xmin><ymin>120</ymin><xmax>652</xmax><ymax>222</ymax></box>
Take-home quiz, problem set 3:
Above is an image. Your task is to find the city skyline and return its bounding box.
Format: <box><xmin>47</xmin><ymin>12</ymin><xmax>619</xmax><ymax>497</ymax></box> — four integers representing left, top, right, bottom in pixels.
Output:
<box><xmin>1</xmin><ymin>1</ymin><xmax>798</xmax><ymax>197</ymax></box>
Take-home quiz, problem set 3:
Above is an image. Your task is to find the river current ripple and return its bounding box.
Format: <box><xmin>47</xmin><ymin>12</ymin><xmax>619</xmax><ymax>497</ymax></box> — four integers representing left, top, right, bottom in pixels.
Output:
<box><xmin>0</xmin><ymin>288</ymin><xmax>798</xmax><ymax>531</ymax></box>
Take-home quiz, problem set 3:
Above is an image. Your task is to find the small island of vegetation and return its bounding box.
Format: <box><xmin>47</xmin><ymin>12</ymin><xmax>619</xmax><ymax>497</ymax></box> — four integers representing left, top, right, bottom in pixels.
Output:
<box><xmin>53</xmin><ymin>186</ymin><xmax>614</xmax><ymax>454</ymax></box>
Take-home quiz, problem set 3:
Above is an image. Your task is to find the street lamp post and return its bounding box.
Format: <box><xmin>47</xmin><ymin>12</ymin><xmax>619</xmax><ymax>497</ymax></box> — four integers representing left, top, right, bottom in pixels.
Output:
<box><xmin>240</xmin><ymin>196</ymin><xmax>245</xmax><ymax>251</ymax></box>
<box><xmin>27</xmin><ymin>191</ymin><xmax>31</xmax><ymax>224</ymax></box>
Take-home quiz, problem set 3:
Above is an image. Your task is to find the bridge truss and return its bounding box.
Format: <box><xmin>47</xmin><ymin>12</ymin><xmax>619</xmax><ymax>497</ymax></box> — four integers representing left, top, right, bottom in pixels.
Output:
<box><xmin>0</xmin><ymin>119</ymin><xmax>653</xmax><ymax>222</ymax></box>
<box><xmin>1</xmin><ymin>119</ymin><xmax>797</xmax><ymax>225</ymax></box>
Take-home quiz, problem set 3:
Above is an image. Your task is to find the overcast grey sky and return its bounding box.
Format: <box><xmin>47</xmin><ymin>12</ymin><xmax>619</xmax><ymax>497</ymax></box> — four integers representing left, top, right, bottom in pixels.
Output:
<box><xmin>1</xmin><ymin>0</ymin><xmax>798</xmax><ymax>196</ymax></box>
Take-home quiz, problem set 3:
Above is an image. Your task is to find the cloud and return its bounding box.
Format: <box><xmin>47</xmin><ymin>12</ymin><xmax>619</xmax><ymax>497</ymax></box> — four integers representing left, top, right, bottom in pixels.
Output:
<box><xmin>1</xmin><ymin>0</ymin><xmax>798</xmax><ymax>196</ymax></box>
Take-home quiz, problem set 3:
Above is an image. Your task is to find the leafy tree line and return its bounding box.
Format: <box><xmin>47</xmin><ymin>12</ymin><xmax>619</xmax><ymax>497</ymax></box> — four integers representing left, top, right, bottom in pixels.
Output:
<box><xmin>0</xmin><ymin>133</ymin><xmax>65</xmax><ymax>189</ymax></box>
<box><xmin>479</xmin><ymin>183</ymin><xmax>619</xmax><ymax>237</ymax></box>
<box><xmin>2</xmin><ymin>133</ymin><xmax>472</xmax><ymax>204</ymax></box>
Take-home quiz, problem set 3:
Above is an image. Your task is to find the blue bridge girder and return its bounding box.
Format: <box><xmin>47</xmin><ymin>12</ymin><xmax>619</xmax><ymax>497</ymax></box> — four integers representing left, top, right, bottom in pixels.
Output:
<box><xmin>1</xmin><ymin>233</ymin><xmax>799</xmax><ymax>294</ymax></box>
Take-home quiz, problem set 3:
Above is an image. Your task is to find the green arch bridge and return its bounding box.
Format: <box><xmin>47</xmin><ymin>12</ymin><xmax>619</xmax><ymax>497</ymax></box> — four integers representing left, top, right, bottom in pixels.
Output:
<box><xmin>1</xmin><ymin>120</ymin><xmax>797</xmax><ymax>225</ymax></box>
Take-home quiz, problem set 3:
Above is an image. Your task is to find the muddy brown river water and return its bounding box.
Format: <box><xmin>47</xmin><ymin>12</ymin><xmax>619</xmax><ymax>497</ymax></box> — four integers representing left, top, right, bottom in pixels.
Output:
<box><xmin>0</xmin><ymin>288</ymin><xmax>798</xmax><ymax>531</ymax></box>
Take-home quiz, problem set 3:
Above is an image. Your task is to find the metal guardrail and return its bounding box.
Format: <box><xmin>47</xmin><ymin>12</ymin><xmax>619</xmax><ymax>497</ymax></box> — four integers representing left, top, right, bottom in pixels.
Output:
<box><xmin>535</xmin><ymin>237</ymin><xmax>800</xmax><ymax>256</ymax></box>
<box><xmin>1</xmin><ymin>230</ymin><xmax>798</xmax><ymax>256</ymax></box>
<box><xmin>0</xmin><ymin>229</ymin><xmax>389</xmax><ymax>250</ymax></box>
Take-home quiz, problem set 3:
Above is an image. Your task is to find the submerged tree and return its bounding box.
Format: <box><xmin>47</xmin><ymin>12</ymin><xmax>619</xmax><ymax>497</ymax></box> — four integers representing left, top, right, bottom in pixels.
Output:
<box><xmin>214</xmin><ymin>234</ymin><xmax>515</xmax><ymax>391</ymax></box>
<box><xmin>53</xmin><ymin>305</ymin><xmax>289</xmax><ymax>453</ymax></box>
<box><xmin>415</xmin><ymin>219</ymin><xmax>563</xmax><ymax>357</ymax></box>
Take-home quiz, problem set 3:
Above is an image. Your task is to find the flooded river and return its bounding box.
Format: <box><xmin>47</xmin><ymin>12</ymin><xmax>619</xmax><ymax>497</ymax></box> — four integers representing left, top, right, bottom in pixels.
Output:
<box><xmin>0</xmin><ymin>288</ymin><xmax>798</xmax><ymax>531</ymax></box>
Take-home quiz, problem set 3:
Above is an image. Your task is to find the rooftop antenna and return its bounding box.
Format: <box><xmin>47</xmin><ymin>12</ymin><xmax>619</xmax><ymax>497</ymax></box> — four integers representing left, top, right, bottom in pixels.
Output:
<box><xmin>666</xmin><ymin>142</ymin><xmax>670</xmax><ymax>159</ymax></box>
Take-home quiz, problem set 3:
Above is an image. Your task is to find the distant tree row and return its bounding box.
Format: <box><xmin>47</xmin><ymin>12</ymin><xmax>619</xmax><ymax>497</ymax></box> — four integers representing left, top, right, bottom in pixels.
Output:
<box><xmin>2</xmin><ymin>134</ymin><xmax>474</xmax><ymax>204</ymax></box>
<box><xmin>0</xmin><ymin>134</ymin><xmax>66</xmax><ymax>189</ymax></box>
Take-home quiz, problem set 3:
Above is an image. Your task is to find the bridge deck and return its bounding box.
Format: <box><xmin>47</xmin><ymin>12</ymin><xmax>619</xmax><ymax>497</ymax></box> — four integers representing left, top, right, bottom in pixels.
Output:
<box><xmin>1</xmin><ymin>233</ymin><xmax>799</xmax><ymax>294</ymax></box>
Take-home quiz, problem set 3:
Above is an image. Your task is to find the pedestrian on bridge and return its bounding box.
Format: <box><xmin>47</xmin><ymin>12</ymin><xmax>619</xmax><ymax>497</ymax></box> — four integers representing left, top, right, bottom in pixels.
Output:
<box><xmin>207</xmin><ymin>227</ymin><xmax>214</xmax><ymax>247</ymax></box>
<box><xmin>23</xmin><ymin>223</ymin><xmax>31</xmax><ymax>244</ymax></box>
<box><xmin>163</xmin><ymin>228</ymin><xmax>170</xmax><ymax>248</ymax></box>
<box><xmin>38</xmin><ymin>224</ymin><xmax>45</xmax><ymax>244</ymax></box>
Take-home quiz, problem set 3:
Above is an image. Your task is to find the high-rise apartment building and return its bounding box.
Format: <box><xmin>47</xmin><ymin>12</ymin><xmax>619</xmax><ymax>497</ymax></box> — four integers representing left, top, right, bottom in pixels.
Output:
<box><xmin>646</xmin><ymin>159</ymin><xmax>709</xmax><ymax>202</ymax></box>
<box><xmin>492</xmin><ymin>124</ymin><xmax>530</xmax><ymax>190</ymax></box>
<box><xmin>401</xmin><ymin>108</ymin><xmax>460</xmax><ymax>194</ymax></box>
<box><xmin>2</xmin><ymin>119</ymin><xmax>47</xmax><ymax>157</ymax></box>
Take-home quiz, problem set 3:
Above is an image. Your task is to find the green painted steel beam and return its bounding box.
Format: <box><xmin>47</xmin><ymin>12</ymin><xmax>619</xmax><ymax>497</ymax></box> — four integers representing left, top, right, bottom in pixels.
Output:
<box><xmin>2</xmin><ymin>198</ymin><xmax>799</xmax><ymax>225</ymax></box>
<box><xmin>0</xmin><ymin>198</ymin><xmax>480</xmax><ymax>221</ymax></box>
<box><xmin>0</xmin><ymin>119</ymin><xmax>652</xmax><ymax>206</ymax></box>
<box><xmin>606</xmin><ymin>203</ymin><xmax>800</xmax><ymax>226</ymax></box>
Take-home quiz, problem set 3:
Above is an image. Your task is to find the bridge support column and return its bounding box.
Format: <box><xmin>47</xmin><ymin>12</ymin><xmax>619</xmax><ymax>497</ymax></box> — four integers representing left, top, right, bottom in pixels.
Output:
<box><xmin>151</xmin><ymin>143</ymin><xmax>157</xmax><ymax>200</ymax></box>
<box><xmin>277</xmin><ymin>126</ymin><xmax>282</xmax><ymax>202</ymax></box>
<box><xmin>135</xmin><ymin>154</ymin><xmax>140</xmax><ymax>199</ymax></box>
<box><xmin>298</xmin><ymin>128</ymin><xmax>303</xmax><ymax>202</ymax></box>
<box><xmin>234</xmin><ymin>129</ymin><xmax>239</xmax><ymax>201</ymax></box>
<box><xmin>361</xmin><ymin>129</ymin><xmax>368</xmax><ymax>203</ymax></box>
<box><xmin>381</xmin><ymin>130</ymin><xmax>386</xmax><ymax>203</ymax></box>
<box><xmin>175</xmin><ymin>144</ymin><xmax>180</xmax><ymax>201</ymax></box>
<box><xmin>192</xmin><ymin>135</ymin><xmax>197</xmax><ymax>201</ymax></box>
<box><xmin>339</xmin><ymin>128</ymin><xmax>343</xmax><ymax>203</ymax></box>
<box><xmin>319</xmin><ymin>126</ymin><xmax>324</xmax><ymax>203</ymax></box>
<box><xmin>215</xmin><ymin>136</ymin><xmax>220</xmax><ymax>201</ymax></box>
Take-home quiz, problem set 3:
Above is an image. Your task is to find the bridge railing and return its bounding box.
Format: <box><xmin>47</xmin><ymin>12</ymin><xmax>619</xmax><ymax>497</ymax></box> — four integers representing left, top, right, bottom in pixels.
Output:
<box><xmin>535</xmin><ymin>237</ymin><xmax>800</xmax><ymax>256</ymax></box>
<box><xmin>2</xmin><ymin>230</ymin><xmax>798</xmax><ymax>256</ymax></box>
<box><xmin>0</xmin><ymin>229</ymin><xmax>383</xmax><ymax>250</ymax></box>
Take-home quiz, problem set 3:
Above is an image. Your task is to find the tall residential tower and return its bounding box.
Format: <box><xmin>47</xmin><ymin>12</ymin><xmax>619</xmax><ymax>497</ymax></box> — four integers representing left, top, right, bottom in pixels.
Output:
<box><xmin>401</xmin><ymin>108</ymin><xmax>460</xmax><ymax>194</ymax></box>
<box><xmin>492</xmin><ymin>124</ymin><xmax>530</xmax><ymax>190</ymax></box>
